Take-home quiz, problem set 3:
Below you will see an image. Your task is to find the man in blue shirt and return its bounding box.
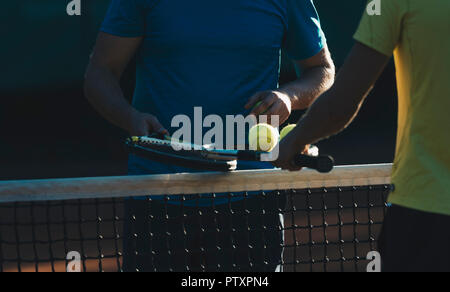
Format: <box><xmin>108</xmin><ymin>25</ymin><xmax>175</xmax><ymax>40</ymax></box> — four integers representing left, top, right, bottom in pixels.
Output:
<box><xmin>85</xmin><ymin>0</ymin><xmax>334</xmax><ymax>271</ymax></box>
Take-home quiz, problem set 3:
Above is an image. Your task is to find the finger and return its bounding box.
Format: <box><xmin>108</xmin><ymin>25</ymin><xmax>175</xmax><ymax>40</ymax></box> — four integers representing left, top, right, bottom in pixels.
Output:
<box><xmin>154</xmin><ymin>124</ymin><xmax>169</xmax><ymax>135</ymax></box>
<box><xmin>146</xmin><ymin>116</ymin><xmax>168</xmax><ymax>135</ymax></box>
<box><xmin>160</xmin><ymin>128</ymin><xmax>170</xmax><ymax>136</ymax></box>
<box><xmin>302</xmin><ymin>145</ymin><xmax>310</xmax><ymax>155</ymax></box>
<box><xmin>251</xmin><ymin>95</ymin><xmax>275</xmax><ymax>116</ymax></box>
<box><xmin>135</xmin><ymin>125</ymin><xmax>150</xmax><ymax>137</ymax></box>
<box><xmin>272</xmin><ymin>160</ymin><xmax>283</xmax><ymax>169</ymax></box>
<box><xmin>244</xmin><ymin>93</ymin><xmax>264</xmax><ymax>109</ymax></box>
<box><xmin>273</xmin><ymin>160</ymin><xmax>299</xmax><ymax>171</ymax></box>
<box><xmin>153</xmin><ymin>127</ymin><xmax>170</xmax><ymax>138</ymax></box>
<box><xmin>130</xmin><ymin>130</ymin><xmax>145</xmax><ymax>137</ymax></box>
<box><xmin>264</xmin><ymin>102</ymin><xmax>285</xmax><ymax>127</ymax></box>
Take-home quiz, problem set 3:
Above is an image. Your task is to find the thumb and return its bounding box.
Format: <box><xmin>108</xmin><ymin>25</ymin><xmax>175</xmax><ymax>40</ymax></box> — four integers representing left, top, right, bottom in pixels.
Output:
<box><xmin>145</xmin><ymin>116</ymin><xmax>169</xmax><ymax>136</ymax></box>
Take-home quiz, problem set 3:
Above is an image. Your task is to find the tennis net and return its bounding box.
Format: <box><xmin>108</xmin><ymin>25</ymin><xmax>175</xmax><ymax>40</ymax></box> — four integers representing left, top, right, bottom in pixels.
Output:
<box><xmin>0</xmin><ymin>164</ymin><xmax>392</xmax><ymax>272</ymax></box>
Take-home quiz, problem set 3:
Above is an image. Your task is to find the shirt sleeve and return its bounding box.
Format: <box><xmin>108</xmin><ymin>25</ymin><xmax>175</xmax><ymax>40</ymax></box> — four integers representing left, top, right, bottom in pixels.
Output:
<box><xmin>100</xmin><ymin>0</ymin><xmax>146</xmax><ymax>37</ymax></box>
<box><xmin>283</xmin><ymin>0</ymin><xmax>326</xmax><ymax>60</ymax></box>
<box><xmin>353</xmin><ymin>0</ymin><xmax>406</xmax><ymax>57</ymax></box>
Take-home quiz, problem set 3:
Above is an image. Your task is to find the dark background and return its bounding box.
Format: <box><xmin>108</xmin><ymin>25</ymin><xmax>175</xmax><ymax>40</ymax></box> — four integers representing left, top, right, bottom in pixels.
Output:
<box><xmin>0</xmin><ymin>0</ymin><xmax>397</xmax><ymax>180</ymax></box>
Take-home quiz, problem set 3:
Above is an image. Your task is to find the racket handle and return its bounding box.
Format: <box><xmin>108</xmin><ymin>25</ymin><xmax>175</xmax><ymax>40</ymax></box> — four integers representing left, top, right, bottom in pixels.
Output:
<box><xmin>293</xmin><ymin>154</ymin><xmax>334</xmax><ymax>173</ymax></box>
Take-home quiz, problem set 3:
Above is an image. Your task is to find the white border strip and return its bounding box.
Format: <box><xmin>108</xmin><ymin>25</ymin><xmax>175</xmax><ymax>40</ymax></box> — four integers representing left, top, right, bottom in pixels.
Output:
<box><xmin>0</xmin><ymin>164</ymin><xmax>392</xmax><ymax>203</ymax></box>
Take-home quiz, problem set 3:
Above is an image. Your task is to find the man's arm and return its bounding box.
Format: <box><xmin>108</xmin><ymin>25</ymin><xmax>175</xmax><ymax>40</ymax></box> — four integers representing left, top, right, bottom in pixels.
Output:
<box><xmin>245</xmin><ymin>45</ymin><xmax>335</xmax><ymax>125</ymax></box>
<box><xmin>281</xmin><ymin>44</ymin><xmax>336</xmax><ymax>110</ymax></box>
<box><xmin>273</xmin><ymin>42</ymin><xmax>390</xmax><ymax>170</ymax></box>
<box><xmin>84</xmin><ymin>32</ymin><xmax>167</xmax><ymax>136</ymax></box>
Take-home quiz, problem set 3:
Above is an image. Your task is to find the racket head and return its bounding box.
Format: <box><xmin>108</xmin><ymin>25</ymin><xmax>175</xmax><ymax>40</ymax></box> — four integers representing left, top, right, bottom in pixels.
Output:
<box><xmin>126</xmin><ymin>135</ymin><xmax>334</xmax><ymax>173</ymax></box>
<box><xmin>125</xmin><ymin>136</ymin><xmax>237</xmax><ymax>172</ymax></box>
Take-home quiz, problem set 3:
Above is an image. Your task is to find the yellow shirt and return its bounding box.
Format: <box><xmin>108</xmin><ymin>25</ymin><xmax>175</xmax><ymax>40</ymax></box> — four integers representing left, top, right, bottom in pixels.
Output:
<box><xmin>354</xmin><ymin>0</ymin><xmax>450</xmax><ymax>215</ymax></box>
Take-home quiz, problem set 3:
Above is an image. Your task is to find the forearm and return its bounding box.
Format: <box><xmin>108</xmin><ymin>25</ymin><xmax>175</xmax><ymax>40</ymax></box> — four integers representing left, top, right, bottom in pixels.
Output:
<box><xmin>84</xmin><ymin>64</ymin><xmax>137</xmax><ymax>132</ymax></box>
<box><xmin>291</xmin><ymin>85</ymin><xmax>368</xmax><ymax>147</ymax></box>
<box><xmin>273</xmin><ymin>43</ymin><xmax>391</xmax><ymax>170</ymax></box>
<box><xmin>289</xmin><ymin>43</ymin><xmax>390</xmax><ymax>147</ymax></box>
<box><xmin>279</xmin><ymin>63</ymin><xmax>335</xmax><ymax>110</ymax></box>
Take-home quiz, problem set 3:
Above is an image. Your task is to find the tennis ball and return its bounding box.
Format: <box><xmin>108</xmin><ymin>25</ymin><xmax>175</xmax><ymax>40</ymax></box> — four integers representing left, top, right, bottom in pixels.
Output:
<box><xmin>280</xmin><ymin>124</ymin><xmax>296</xmax><ymax>140</ymax></box>
<box><xmin>248</xmin><ymin>123</ymin><xmax>279</xmax><ymax>152</ymax></box>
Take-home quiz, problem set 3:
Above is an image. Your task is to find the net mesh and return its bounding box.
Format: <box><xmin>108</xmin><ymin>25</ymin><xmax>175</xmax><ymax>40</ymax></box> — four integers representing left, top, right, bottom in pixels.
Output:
<box><xmin>0</xmin><ymin>165</ymin><xmax>391</xmax><ymax>272</ymax></box>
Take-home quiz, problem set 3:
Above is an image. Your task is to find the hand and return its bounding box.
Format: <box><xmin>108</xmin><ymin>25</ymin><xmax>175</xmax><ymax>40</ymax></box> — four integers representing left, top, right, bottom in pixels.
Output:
<box><xmin>127</xmin><ymin>111</ymin><xmax>169</xmax><ymax>137</ymax></box>
<box><xmin>245</xmin><ymin>90</ymin><xmax>292</xmax><ymax>126</ymax></box>
<box><xmin>272</xmin><ymin>131</ymin><xmax>309</xmax><ymax>171</ymax></box>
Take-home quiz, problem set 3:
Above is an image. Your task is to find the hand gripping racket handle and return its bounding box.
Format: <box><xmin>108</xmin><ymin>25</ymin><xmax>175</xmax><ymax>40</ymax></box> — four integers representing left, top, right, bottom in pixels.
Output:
<box><xmin>293</xmin><ymin>154</ymin><xmax>334</xmax><ymax>173</ymax></box>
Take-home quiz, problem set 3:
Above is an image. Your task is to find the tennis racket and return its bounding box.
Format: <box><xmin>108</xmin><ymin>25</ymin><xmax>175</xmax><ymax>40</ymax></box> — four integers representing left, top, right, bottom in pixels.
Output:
<box><xmin>125</xmin><ymin>135</ymin><xmax>334</xmax><ymax>173</ymax></box>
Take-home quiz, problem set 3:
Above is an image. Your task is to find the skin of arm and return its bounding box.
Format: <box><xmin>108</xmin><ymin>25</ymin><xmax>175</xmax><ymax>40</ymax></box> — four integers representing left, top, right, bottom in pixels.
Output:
<box><xmin>84</xmin><ymin>32</ymin><xmax>168</xmax><ymax>136</ymax></box>
<box><xmin>273</xmin><ymin>42</ymin><xmax>391</xmax><ymax>170</ymax></box>
<box><xmin>245</xmin><ymin>45</ymin><xmax>335</xmax><ymax>126</ymax></box>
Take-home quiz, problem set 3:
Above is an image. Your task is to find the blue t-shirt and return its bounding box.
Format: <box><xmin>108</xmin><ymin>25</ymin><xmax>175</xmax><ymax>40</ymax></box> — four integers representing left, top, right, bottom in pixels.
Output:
<box><xmin>101</xmin><ymin>0</ymin><xmax>326</xmax><ymax>205</ymax></box>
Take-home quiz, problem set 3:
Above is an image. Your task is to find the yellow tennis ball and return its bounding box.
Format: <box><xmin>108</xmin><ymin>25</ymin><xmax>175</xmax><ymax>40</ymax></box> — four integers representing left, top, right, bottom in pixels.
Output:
<box><xmin>280</xmin><ymin>124</ymin><xmax>296</xmax><ymax>140</ymax></box>
<box><xmin>248</xmin><ymin>124</ymin><xmax>279</xmax><ymax>152</ymax></box>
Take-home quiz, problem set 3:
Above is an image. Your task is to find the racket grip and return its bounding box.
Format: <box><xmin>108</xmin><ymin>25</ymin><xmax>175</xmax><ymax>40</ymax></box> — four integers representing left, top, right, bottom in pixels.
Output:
<box><xmin>293</xmin><ymin>154</ymin><xmax>334</xmax><ymax>173</ymax></box>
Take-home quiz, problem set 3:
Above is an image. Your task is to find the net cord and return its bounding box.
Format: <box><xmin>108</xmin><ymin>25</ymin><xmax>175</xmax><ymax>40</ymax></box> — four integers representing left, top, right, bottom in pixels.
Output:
<box><xmin>0</xmin><ymin>164</ymin><xmax>392</xmax><ymax>203</ymax></box>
